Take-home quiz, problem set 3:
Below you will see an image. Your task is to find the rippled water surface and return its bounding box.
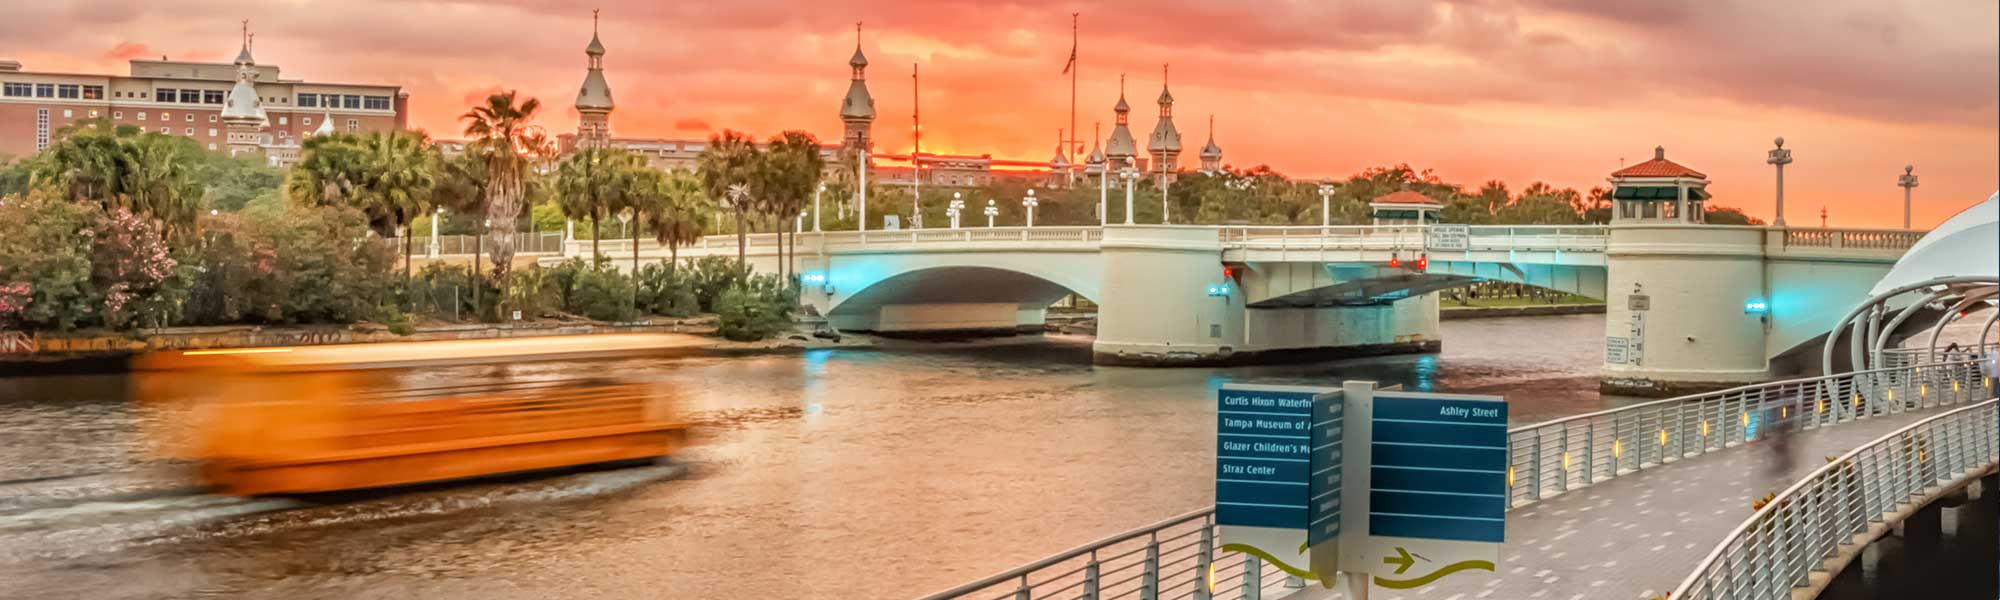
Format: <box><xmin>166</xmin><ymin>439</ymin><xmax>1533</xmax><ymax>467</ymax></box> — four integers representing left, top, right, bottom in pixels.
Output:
<box><xmin>0</xmin><ymin>315</ymin><xmax>1766</xmax><ymax>599</ymax></box>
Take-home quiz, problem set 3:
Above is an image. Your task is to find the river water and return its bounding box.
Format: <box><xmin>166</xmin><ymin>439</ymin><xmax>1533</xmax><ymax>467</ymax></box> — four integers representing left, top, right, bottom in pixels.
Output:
<box><xmin>0</xmin><ymin>314</ymin><xmax>1953</xmax><ymax>599</ymax></box>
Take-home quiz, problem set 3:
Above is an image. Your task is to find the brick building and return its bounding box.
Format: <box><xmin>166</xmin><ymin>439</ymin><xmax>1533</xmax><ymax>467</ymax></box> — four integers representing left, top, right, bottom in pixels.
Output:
<box><xmin>0</xmin><ymin>32</ymin><xmax>407</xmax><ymax>165</ymax></box>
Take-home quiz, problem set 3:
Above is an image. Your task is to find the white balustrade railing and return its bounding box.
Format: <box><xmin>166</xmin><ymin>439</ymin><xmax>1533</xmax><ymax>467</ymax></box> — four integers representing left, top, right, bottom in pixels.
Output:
<box><xmin>917</xmin><ymin>361</ymin><xmax>1993</xmax><ymax>600</ymax></box>
<box><xmin>1671</xmin><ymin>398</ymin><xmax>1998</xmax><ymax>600</ymax></box>
<box><xmin>1782</xmin><ymin>228</ymin><xmax>1924</xmax><ymax>251</ymax></box>
<box><xmin>1218</xmin><ymin>225</ymin><xmax>1610</xmax><ymax>254</ymax></box>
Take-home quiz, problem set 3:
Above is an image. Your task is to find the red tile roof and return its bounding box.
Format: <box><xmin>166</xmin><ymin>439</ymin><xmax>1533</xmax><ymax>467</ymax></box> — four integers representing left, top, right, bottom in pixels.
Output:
<box><xmin>1611</xmin><ymin>158</ymin><xmax>1706</xmax><ymax>179</ymax></box>
<box><xmin>1371</xmin><ymin>190</ymin><xmax>1441</xmax><ymax>205</ymax></box>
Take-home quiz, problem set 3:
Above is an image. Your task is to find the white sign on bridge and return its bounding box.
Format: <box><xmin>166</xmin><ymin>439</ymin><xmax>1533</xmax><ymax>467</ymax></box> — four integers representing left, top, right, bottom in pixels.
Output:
<box><xmin>1426</xmin><ymin>225</ymin><xmax>1469</xmax><ymax>252</ymax></box>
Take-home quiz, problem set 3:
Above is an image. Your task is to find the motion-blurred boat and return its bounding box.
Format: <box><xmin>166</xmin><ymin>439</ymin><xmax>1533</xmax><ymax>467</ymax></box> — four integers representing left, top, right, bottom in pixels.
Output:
<box><xmin>133</xmin><ymin>334</ymin><xmax>699</xmax><ymax>495</ymax></box>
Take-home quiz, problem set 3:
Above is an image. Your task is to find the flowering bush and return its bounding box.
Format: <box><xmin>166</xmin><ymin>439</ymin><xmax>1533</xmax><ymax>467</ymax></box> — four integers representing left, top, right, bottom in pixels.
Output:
<box><xmin>0</xmin><ymin>191</ymin><xmax>97</xmax><ymax>330</ymax></box>
<box><xmin>89</xmin><ymin>208</ymin><xmax>184</xmax><ymax>328</ymax></box>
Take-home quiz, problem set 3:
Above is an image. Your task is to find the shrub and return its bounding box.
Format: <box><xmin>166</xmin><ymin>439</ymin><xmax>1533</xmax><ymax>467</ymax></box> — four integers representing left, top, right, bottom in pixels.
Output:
<box><xmin>505</xmin><ymin>266</ymin><xmax>559</xmax><ymax>318</ymax></box>
<box><xmin>407</xmin><ymin>262</ymin><xmax>490</xmax><ymax>321</ymax></box>
<box><xmin>0</xmin><ymin>191</ymin><xmax>99</xmax><ymax>330</ymax></box>
<box><xmin>568</xmin><ymin>262</ymin><xmax>636</xmax><ymax>322</ymax></box>
<box><xmin>635</xmin><ymin>262</ymin><xmax>699</xmax><ymax>318</ymax></box>
<box><xmin>683</xmin><ymin>256</ymin><xmax>749</xmax><ymax>312</ymax></box>
<box><xmin>714</xmin><ymin>273</ymin><xmax>797</xmax><ymax>341</ymax></box>
<box><xmin>90</xmin><ymin>208</ymin><xmax>185</xmax><ymax>329</ymax></box>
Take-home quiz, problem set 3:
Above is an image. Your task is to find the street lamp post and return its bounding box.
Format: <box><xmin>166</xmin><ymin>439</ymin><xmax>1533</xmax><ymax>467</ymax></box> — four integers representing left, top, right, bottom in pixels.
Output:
<box><xmin>813</xmin><ymin>183</ymin><xmax>824</xmax><ymax>232</ymax></box>
<box><xmin>1897</xmin><ymin>165</ymin><xmax>1919</xmax><ymax>230</ymax></box>
<box><xmin>1098</xmin><ymin>169</ymin><xmax>1108</xmax><ymax>225</ymax></box>
<box><xmin>984</xmin><ymin>199</ymin><xmax>998</xmax><ymax>228</ymax></box>
<box><xmin>1161</xmin><ymin>174</ymin><xmax>1171</xmax><ymax>225</ymax></box>
<box><xmin>1766</xmin><ymin>136</ymin><xmax>1792</xmax><ymax>227</ymax></box>
<box><xmin>1022</xmin><ymin>189</ymin><xmax>1038</xmax><ymax>228</ymax></box>
<box><xmin>1317</xmin><ymin>182</ymin><xmax>1335</xmax><ymax>228</ymax></box>
<box><xmin>429</xmin><ymin>207</ymin><xmax>443</xmax><ymax>258</ymax></box>
<box><xmin>796</xmin><ymin>210</ymin><xmax>806</xmax><ymax>233</ymax></box>
<box><xmin>1120</xmin><ymin>167</ymin><xmax>1139</xmax><ymax>225</ymax></box>
<box><xmin>948</xmin><ymin>192</ymin><xmax>965</xmax><ymax>229</ymax></box>
<box><xmin>858</xmin><ymin>149</ymin><xmax>869</xmax><ymax>232</ymax></box>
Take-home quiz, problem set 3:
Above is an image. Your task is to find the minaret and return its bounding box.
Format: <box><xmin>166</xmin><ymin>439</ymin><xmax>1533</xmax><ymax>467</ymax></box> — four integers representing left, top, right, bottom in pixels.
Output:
<box><xmin>839</xmin><ymin>22</ymin><xmax>876</xmax><ymax>157</ymax></box>
<box><xmin>574</xmin><ymin>10</ymin><xmax>615</xmax><ymax>149</ymax></box>
<box><xmin>1199</xmin><ymin>115</ymin><xmax>1223</xmax><ymax>174</ymax></box>
<box><xmin>220</xmin><ymin>22</ymin><xmax>268</xmax><ymax>158</ymax></box>
<box><xmin>1146</xmin><ymin>65</ymin><xmax>1181</xmax><ymax>184</ymax></box>
<box><xmin>1104</xmin><ymin>74</ymin><xmax>1138</xmax><ymax>172</ymax></box>
<box><xmin>311</xmin><ymin>110</ymin><xmax>335</xmax><ymax>138</ymax></box>
<box><xmin>1049</xmin><ymin>129</ymin><xmax>1073</xmax><ymax>188</ymax></box>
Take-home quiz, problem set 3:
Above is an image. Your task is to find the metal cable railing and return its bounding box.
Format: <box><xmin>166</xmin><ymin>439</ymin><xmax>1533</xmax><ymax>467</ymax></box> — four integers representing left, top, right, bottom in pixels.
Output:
<box><xmin>1878</xmin><ymin>343</ymin><xmax>1996</xmax><ymax>370</ymax></box>
<box><xmin>916</xmin><ymin>361</ymin><xmax>1994</xmax><ymax>600</ymax></box>
<box><xmin>1671</xmin><ymin>398</ymin><xmax>1998</xmax><ymax>600</ymax></box>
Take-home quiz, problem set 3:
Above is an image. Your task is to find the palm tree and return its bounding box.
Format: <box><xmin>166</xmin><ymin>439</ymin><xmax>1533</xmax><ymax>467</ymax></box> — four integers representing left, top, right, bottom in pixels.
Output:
<box><xmin>116</xmin><ymin>133</ymin><xmax>202</xmax><ymax>237</ymax></box>
<box><xmin>460</xmin><ymin>90</ymin><xmax>543</xmax><ymax>292</ymax></box>
<box><xmin>755</xmin><ymin>131</ymin><xmax>826</xmax><ymax>281</ymax></box>
<box><xmin>555</xmin><ymin>147</ymin><xmax>643</xmax><ymax>261</ymax></box>
<box><xmin>646</xmin><ymin>170</ymin><xmax>709</xmax><ymax>272</ymax></box>
<box><xmin>360</xmin><ymin>131</ymin><xmax>440</xmax><ymax>282</ymax></box>
<box><xmin>695</xmin><ymin>130</ymin><xmax>761</xmax><ymax>266</ymax></box>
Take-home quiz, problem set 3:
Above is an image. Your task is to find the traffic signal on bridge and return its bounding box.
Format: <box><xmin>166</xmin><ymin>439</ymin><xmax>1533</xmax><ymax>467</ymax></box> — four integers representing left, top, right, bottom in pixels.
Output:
<box><xmin>1416</xmin><ymin>254</ymin><xmax>1429</xmax><ymax>272</ymax></box>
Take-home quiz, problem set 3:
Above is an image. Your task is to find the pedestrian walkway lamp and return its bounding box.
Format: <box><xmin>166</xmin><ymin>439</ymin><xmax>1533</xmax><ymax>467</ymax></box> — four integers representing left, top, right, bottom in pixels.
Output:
<box><xmin>1120</xmin><ymin>167</ymin><xmax>1139</xmax><ymax>225</ymax></box>
<box><xmin>429</xmin><ymin>207</ymin><xmax>443</xmax><ymax>258</ymax></box>
<box><xmin>813</xmin><ymin>182</ymin><xmax>825</xmax><ymax>232</ymax></box>
<box><xmin>1897</xmin><ymin>165</ymin><xmax>1918</xmax><ymax>229</ymax></box>
<box><xmin>1022</xmin><ymin>189</ymin><xmax>1038</xmax><ymax>228</ymax></box>
<box><xmin>1766</xmin><ymin>137</ymin><xmax>1792</xmax><ymax>227</ymax></box>
<box><xmin>796</xmin><ymin>210</ymin><xmax>806</xmax><ymax>233</ymax></box>
<box><xmin>948</xmin><ymin>193</ymin><xmax>965</xmax><ymax>229</ymax></box>
<box><xmin>984</xmin><ymin>199</ymin><xmax>998</xmax><ymax>228</ymax></box>
<box><xmin>1318</xmin><ymin>182</ymin><xmax>1335</xmax><ymax>227</ymax></box>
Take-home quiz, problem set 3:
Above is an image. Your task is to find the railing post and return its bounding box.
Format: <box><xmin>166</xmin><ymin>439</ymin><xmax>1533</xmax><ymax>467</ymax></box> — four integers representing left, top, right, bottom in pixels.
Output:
<box><xmin>1142</xmin><ymin>538</ymin><xmax>1160</xmax><ymax>600</ymax></box>
<box><xmin>1083</xmin><ymin>558</ymin><xmax>1100</xmax><ymax>600</ymax></box>
<box><xmin>1584</xmin><ymin>426</ymin><xmax>1595</xmax><ymax>483</ymax></box>
<box><xmin>1242</xmin><ymin>555</ymin><xmax>1262</xmax><ymax>600</ymax></box>
<box><xmin>1530</xmin><ymin>435</ymin><xmax>1543</xmax><ymax>501</ymax></box>
<box><xmin>1194</xmin><ymin>526</ymin><xmax>1214</xmax><ymax>600</ymax></box>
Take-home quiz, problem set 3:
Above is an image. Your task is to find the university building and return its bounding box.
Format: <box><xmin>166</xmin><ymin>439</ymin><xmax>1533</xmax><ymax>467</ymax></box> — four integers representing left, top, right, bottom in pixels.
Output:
<box><xmin>546</xmin><ymin>20</ymin><xmax>1226</xmax><ymax>190</ymax></box>
<box><xmin>0</xmin><ymin>31</ymin><xmax>408</xmax><ymax>165</ymax></box>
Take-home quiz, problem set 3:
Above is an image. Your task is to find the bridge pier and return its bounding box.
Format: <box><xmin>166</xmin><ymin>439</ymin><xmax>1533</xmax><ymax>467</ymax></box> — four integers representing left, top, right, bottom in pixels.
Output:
<box><xmin>1093</xmin><ymin>226</ymin><xmax>1440</xmax><ymax>366</ymax></box>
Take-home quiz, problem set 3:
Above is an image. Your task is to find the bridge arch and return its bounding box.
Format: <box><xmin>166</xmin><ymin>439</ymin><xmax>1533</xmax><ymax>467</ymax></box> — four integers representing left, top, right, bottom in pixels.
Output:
<box><xmin>817</xmin><ymin>252</ymin><xmax>1103</xmax><ymax>333</ymax></box>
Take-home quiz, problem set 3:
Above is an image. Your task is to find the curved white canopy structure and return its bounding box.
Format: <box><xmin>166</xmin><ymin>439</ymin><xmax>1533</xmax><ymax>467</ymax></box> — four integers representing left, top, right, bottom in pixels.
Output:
<box><xmin>1870</xmin><ymin>192</ymin><xmax>1997</xmax><ymax>296</ymax></box>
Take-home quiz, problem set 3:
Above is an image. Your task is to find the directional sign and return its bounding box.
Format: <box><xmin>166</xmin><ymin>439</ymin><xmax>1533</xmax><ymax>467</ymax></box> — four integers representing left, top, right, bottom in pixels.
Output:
<box><xmin>1425</xmin><ymin>225</ymin><xmax>1470</xmax><ymax>252</ymax></box>
<box><xmin>1215</xmin><ymin>384</ymin><xmax>1342</xmax><ymax>583</ymax></box>
<box><xmin>1337</xmin><ymin>383</ymin><xmax>1506</xmax><ymax>591</ymax></box>
<box><xmin>1366</xmin><ymin>392</ymin><xmax>1508</xmax><ymax>543</ymax></box>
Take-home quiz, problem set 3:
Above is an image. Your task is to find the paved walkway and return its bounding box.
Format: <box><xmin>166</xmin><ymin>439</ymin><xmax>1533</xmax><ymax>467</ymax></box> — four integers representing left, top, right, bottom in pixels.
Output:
<box><xmin>1299</xmin><ymin>409</ymin><xmax>1945</xmax><ymax>600</ymax></box>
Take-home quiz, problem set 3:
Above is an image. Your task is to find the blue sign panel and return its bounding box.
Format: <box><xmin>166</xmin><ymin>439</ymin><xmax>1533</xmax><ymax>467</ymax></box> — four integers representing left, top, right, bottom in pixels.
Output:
<box><xmin>1367</xmin><ymin>393</ymin><xmax>1508</xmax><ymax>544</ymax></box>
<box><xmin>1307</xmin><ymin>396</ymin><xmax>1342</xmax><ymax>546</ymax></box>
<box><xmin>1216</xmin><ymin>386</ymin><xmax>1338</xmax><ymax>538</ymax></box>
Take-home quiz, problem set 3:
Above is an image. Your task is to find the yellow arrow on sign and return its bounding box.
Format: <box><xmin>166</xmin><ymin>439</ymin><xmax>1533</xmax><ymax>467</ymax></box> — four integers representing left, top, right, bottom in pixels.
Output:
<box><xmin>1374</xmin><ymin>546</ymin><xmax>1496</xmax><ymax>590</ymax></box>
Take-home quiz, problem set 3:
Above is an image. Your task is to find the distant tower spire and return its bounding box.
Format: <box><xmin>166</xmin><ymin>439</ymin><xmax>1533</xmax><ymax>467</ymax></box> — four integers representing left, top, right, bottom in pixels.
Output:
<box><xmin>574</xmin><ymin>9</ymin><xmax>615</xmax><ymax>149</ymax></box>
<box><xmin>1105</xmin><ymin>74</ymin><xmax>1137</xmax><ymax>171</ymax></box>
<box><xmin>1147</xmin><ymin>64</ymin><xmax>1180</xmax><ymax>182</ymax></box>
<box><xmin>839</xmin><ymin>22</ymin><xmax>876</xmax><ymax>156</ymax></box>
<box><xmin>1199</xmin><ymin>114</ymin><xmax>1223</xmax><ymax>174</ymax></box>
<box><xmin>222</xmin><ymin>19</ymin><xmax>266</xmax><ymax>157</ymax></box>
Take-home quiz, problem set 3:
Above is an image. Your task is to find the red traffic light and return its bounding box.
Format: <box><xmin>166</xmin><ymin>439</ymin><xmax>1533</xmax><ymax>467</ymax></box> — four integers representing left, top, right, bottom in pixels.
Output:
<box><xmin>1416</xmin><ymin>254</ymin><xmax>1429</xmax><ymax>271</ymax></box>
<box><xmin>1389</xmin><ymin>255</ymin><xmax>1401</xmax><ymax>268</ymax></box>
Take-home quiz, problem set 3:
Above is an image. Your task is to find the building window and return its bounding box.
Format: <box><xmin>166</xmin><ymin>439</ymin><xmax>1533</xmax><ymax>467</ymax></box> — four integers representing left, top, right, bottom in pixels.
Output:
<box><xmin>302</xmin><ymin>116</ymin><xmax>312</xmax><ymax>126</ymax></box>
<box><xmin>363</xmin><ymin>96</ymin><xmax>391</xmax><ymax>110</ymax></box>
<box><xmin>209</xmin><ymin>115</ymin><xmax>218</xmax><ymax>123</ymax></box>
<box><xmin>278</xmin><ymin>116</ymin><xmax>287</xmax><ymax>126</ymax></box>
<box><xmin>83</xmin><ymin>85</ymin><xmax>104</xmax><ymax>100</ymax></box>
<box><xmin>35</xmin><ymin>83</ymin><xmax>54</xmax><ymax>98</ymax></box>
<box><xmin>88</xmin><ymin>110</ymin><xmax>98</xmax><ymax>118</ymax></box>
<box><xmin>137</xmin><ymin>112</ymin><xmax>147</xmax><ymax>121</ymax></box>
<box><xmin>342</xmin><ymin>95</ymin><xmax>361</xmax><ymax>109</ymax></box>
<box><xmin>346</xmin><ymin>118</ymin><xmax>358</xmax><ymax>132</ymax></box>
<box><xmin>184</xmin><ymin>128</ymin><xmax>194</xmax><ymax>136</ymax></box>
<box><xmin>3</xmin><ymin>82</ymin><xmax>30</xmax><ymax>97</ymax></box>
<box><xmin>159</xmin><ymin>127</ymin><xmax>169</xmax><ymax>134</ymax></box>
<box><xmin>208</xmin><ymin>128</ymin><xmax>217</xmax><ymax>137</ymax></box>
<box><xmin>157</xmin><ymin>88</ymin><xmax>177</xmax><ymax>102</ymax></box>
<box><xmin>161</xmin><ymin>112</ymin><xmax>171</xmax><ymax>121</ymax></box>
<box><xmin>62</xmin><ymin>109</ymin><xmax>73</xmax><ymax>118</ymax></box>
<box><xmin>56</xmin><ymin>84</ymin><xmax>79</xmax><ymax>99</ymax></box>
<box><xmin>208</xmin><ymin>143</ymin><xmax>217</xmax><ymax>150</ymax></box>
<box><xmin>113</xmin><ymin>111</ymin><xmax>122</xmax><ymax>119</ymax></box>
<box><xmin>180</xmin><ymin>89</ymin><xmax>200</xmax><ymax>104</ymax></box>
<box><xmin>35</xmin><ymin>108</ymin><xmax>49</xmax><ymax>151</ymax></box>
<box><xmin>298</xmin><ymin>93</ymin><xmax>318</xmax><ymax>108</ymax></box>
<box><xmin>203</xmin><ymin>90</ymin><xmax>224</xmax><ymax>105</ymax></box>
<box><xmin>185</xmin><ymin>113</ymin><xmax>194</xmax><ymax>122</ymax></box>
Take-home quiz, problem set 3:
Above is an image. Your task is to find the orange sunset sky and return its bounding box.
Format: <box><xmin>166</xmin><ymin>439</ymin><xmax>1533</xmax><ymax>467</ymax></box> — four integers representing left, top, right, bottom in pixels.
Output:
<box><xmin>9</xmin><ymin>0</ymin><xmax>1996</xmax><ymax>227</ymax></box>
